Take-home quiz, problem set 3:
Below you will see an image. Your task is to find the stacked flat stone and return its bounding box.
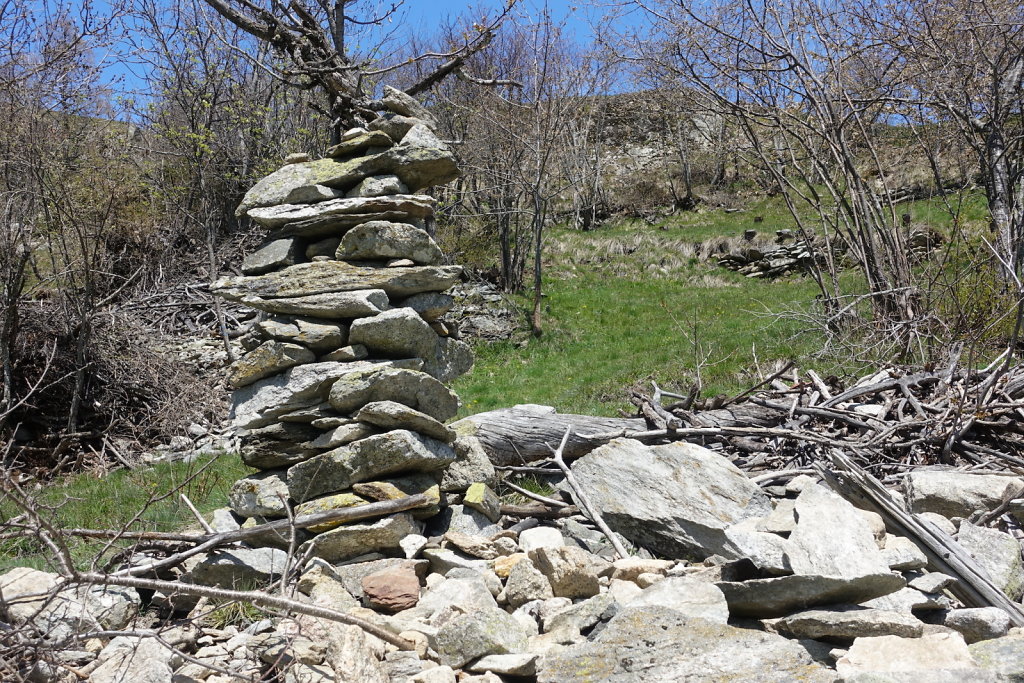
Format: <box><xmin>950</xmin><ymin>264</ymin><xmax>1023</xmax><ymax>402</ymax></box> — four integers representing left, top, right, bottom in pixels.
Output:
<box><xmin>212</xmin><ymin>87</ymin><xmax>495</xmax><ymax>563</ymax></box>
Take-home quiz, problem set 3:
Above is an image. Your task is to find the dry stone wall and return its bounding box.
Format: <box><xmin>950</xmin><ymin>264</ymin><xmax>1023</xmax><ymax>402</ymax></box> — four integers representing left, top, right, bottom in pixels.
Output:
<box><xmin>211</xmin><ymin>87</ymin><xmax>496</xmax><ymax>562</ymax></box>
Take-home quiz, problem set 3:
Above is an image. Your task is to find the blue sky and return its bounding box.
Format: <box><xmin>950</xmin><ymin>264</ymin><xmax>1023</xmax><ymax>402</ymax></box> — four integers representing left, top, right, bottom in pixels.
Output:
<box><xmin>98</xmin><ymin>0</ymin><xmax>631</xmax><ymax>110</ymax></box>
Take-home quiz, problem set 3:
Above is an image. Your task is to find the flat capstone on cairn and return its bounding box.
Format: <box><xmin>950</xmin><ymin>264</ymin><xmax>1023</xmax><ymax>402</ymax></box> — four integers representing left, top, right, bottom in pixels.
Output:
<box><xmin>210</xmin><ymin>86</ymin><xmax>499</xmax><ymax>563</ymax></box>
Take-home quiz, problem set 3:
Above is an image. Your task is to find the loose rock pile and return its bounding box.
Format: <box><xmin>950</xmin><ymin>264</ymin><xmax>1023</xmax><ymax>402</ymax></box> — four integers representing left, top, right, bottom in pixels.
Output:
<box><xmin>717</xmin><ymin>228</ymin><xmax>942</xmax><ymax>278</ymax></box>
<box><xmin>7</xmin><ymin>437</ymin><xmax>1024</xmax><ymax>681</ymax></box>
<box><xmin>207</xmin><ymin>86</ymin><xmax>499</xmax><ymax>565</ymax></box>
<box><xmin>717</xmin><ymin>237</ymin><xmax>821</xmax><ymax>278</ymax></box>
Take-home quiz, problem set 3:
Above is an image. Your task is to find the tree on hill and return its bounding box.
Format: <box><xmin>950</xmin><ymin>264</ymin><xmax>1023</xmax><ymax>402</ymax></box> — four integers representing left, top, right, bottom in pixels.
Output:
<box><xmin>200</xmin><ymin>0</ymin><xmax>518</xmax><ymax>140</ymax></box>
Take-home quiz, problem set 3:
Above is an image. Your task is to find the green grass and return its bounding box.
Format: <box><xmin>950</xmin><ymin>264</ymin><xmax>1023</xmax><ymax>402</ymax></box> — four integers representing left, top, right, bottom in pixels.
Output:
<box><xmin>454</xmin><ymin>198</ymin><xmax>844</xmax><ymax>417</ymax></box>
<box><xmin>0</xmin><ymin>452</ymin><xmax>253</xmax><ymax>573</ymax></box>
<box><xmin>453</xmin><ymin>192</ymin><xmax>998</xmax><ymax>418</ymax></box>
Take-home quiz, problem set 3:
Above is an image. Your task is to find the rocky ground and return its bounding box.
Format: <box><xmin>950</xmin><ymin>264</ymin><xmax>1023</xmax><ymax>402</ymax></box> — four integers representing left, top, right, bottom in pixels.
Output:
<box><xmin>5</xmin><ymin>433</ymin><xmax>1024</xmax><ymax>682</ymax></box>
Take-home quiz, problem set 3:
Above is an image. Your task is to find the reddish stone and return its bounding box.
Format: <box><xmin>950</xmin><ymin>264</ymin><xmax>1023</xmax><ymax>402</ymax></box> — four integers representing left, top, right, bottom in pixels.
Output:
<box><xmin>361</xmin><ymin>564</ymin><xmax>421</xmax><ymax>613</ymax></box>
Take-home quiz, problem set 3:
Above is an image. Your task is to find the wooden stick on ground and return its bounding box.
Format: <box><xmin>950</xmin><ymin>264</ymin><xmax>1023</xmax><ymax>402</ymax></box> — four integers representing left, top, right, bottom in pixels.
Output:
<box><xmin>75</xmin><ymin>572</ymin><xmax>416</xmax><ymax>651</ymax></box>
<box><xmin>115</xmin><ymin>494</ymin><xmax>429</xmax><ymax>578</ymax></box>
<box><xmin>549</xmin><ymin>427</ymin><xmax>629</xmax><ymax>559</ymax></box>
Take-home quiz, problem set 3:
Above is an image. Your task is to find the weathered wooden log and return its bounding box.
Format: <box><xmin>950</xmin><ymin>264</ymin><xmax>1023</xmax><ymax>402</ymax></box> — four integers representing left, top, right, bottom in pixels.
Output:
<box><xmin>453</xmin><ymin>403</ymin><xmax>781</xmax><ymax>465</ymax></box>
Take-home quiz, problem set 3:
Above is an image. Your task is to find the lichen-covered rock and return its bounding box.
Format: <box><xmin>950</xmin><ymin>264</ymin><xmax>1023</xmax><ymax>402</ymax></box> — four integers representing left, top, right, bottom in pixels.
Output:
<box><xmin>237</xmin><ymin>422</ymin><xmax>323</xmax><ymax>469</ymax></box>
<box><xmin>369</xmin><ymin>113</ymin><xmax>422</xmax><ymax>140</ymax></box>
<box><xmin>957</xmin><ymin>521</ymin><xmax>1024</xmax><ymax>600</ymax></box>
<box><xmin>229</xmin><ymin>470</ymin><xmax>291</xmax><ymax>518</ymax></box>
<box><xmin>528</xmin><ymin>546</ymin><xmax>602</xmax><ymax>599</ymax></box>
<box><xmin>236</xmin><ymin>152</ymin><xmax>392</xmax><ymax>216</ymax></box>
<box><xmin>537</xmin><ymin>606</ymin><xmax>835</xmax><ymax>683</ymax></box>
<box><xmin>0</xmin><ymin>568</ymin><xmax>140</xmax><ymax>638</ymax></box>
<box><xmin>625</xmin><ymin>576</ymin><xmax>729</xmax><ymax>624</ymax></box>
<box><xmin>214</xmin><ymin>261</ymin><xmax>462</xmax><ymax>301</ymax></box>
<box><xmin>249</xmin><ymin>194</ymin><xmax>435</xmax><ymax>229</ymax></box>
<box><xmin>348</xmin><ymin>308</ymin><xmax>439</xmax><ymax>360</ymax></box>
<box><xmin>771</xmin><ymin>605</ymin><xmax>924</xmax><ymax>641</ymax></box>
<box><xmin>222</xmin><ymin>289</ymin><xmax>391</xmax><ymax>320</ymax></box>
<box><xmin>256</xmin><ymin>317</ymin><xmax>347</xmax><ymax>352</ymax></box>
<box><xmin>294</xmin><ymin>492</ymin><xmax>370</xmax><ymax>532</ymax></box>
<box><xmin>326</xmin><ymin>130</ymin><xmax>394</xmax><ymax>158</ymax></box>
<box><xmin>382</xmin><ymin>86</ymin><xmax>438</xmax><ymax>127</ymax></box>
<box><xmin>904</xmin><ymin>470</ymin><xmax>1024</xmax><ymax>520</ymax></box>
<box><xmin>441</xmin><ymin>434</ymin><xmax>497</xmax><ymax>492</ymax></box>
<box><xmin>346</xmin><ymin>174</ymin><xmax>408</xmax><ymax>198</ymax></box>
<box><xmin>786</xmin><ymin>482</ymin><xmax>891</xmax><ymax>578</ymax></box>
<box><xmin>231</xmin><ymin>360</ymin><xmax>413</xmax><ymax>429</ymax></box>
<box><xmin>229</xmin><ymin>341</ymin><xmax>315</xmax><ymax>389</ymax></box>
<box><xmin>300</xmin><ymin>512</ymin><xmax>419</xmax><ymax>563</ymax></box>
<box><xmin>463</xmin><ymin>482</ymin><xmax>501</xmax><ymax>523</ymax></box>
<box><xmin>337</xmin><ymin>220</ymin><xmax>442</xmax><ymax>264</ymax></box>
<box><xmin>716</xmin><ymin>572</ymin><xmax>905</xmax><ymax>618</ymax></box>
<box><xmin>355</xmin><ymin>400</ymin><xmax>455</xmax><ymax>442</ymax></box>
<box><xmin>328</xmin><ymin>366</ymin><xmax>459</xmax><ymax>421</ymax></box>
<box><xmin>944</xmin><ymin>607</ymin><xmax>1012</xmax><ymax>643</ymax></box>
<box><xmin>423</xmin><ymin>337</ymin><xmax>474</xmax><ymax>382</ymax></box>
<box><xmin>836</xmin><ymin>632</ymin><xmax>981</xmax><ymax>679</ymax></box>
<box><xmin>398</xmin><ymin>291</ymin><xmax>453</xmax><ymax>321</ymax></box>
<box><xmin>287</xmin><ymin>430</ymin><xmax>455</xmax><ymax>502</ymax></box>
<box><xmin>505</xmin><ymin>558</ymin><xmax>554</xmax><ymax>609</ymax></box>
<box><xmin>238</xmin><ymin>148</ymin><xmax>454</xmax><ymax>215</ymax></box>
<box><xmin>969</xmin><ymin>633</ymin><xmax>1024</xmax><ymax>679</ymax></box>
<box><xmin>187</xmin><ymin>547</ymin><xmax>289</xmax><ymax>588</ymax></box>
<box><xmin>434</xmin><ymin>606</ymin><xmax>528</xmax><ymax>669</ymax></box>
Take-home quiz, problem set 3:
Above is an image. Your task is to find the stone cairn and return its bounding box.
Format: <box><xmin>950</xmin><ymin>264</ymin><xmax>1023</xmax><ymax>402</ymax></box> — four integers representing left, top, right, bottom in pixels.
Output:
<box><xmin>211</xmin><ymin>86</ymin><xmax>498</xmax><ymax>564</ymax></box>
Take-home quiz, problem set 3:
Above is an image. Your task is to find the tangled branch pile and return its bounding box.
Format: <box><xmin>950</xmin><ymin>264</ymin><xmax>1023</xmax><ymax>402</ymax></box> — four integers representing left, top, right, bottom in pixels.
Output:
<box><xmin>626</xmin><ymin>355</ymin><xmax>1024</xmax><ymax>477</ymax></box>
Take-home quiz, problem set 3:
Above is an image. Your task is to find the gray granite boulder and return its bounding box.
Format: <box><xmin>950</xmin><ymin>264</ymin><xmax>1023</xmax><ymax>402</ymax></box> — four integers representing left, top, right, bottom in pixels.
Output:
<box><xmin>904</xmin><ymin>470</ymin><xmax>1024</xmax><ymax>520</ymax></box>
<box><xmin>237</xmin><ymin>422</ymin><xmax>323</xmax><ymax>469</ymax></box>
<box><xmin>537</xmin><ymin>606</ymin><xmax>835</xmax><ymax>683</ymax></box>
<box><xmin>228</xmin><ymin>341</ymin><xmax>315</xmax><ymax>389</ymax></box>
<box><xmin>958</xmin><ymin>521</ymin><xmax>1024</xmax><ymax>600</ymax></box>
<box><xmin>399</xmin><ymin>292</ymin><xmax>453</xmax><ymax>321</ymax></box>
<box><xmin>348</xmin><ymin>308</ymin><xmax>439</xmax><ymax>360</ymax></box>
<box><xmin>355</xmin><ymin>400</ymin><xmax>455</xmax><ymax>442</ymax></box>
<box><xmin>568</xmin><ymin>438</ymin><xmax>772</xmax><ymax>560</ymax></box>
<box><xmin>256</xmin><ymin>317</ymin><xmax>347</xmax><ymax>352</ymax></box>
<box><xmin>230</xmin><ymin>360</ymin><xmax>413</xmax><ymax>429</ymax></box>
<box><xmin>345</xmin><ymin>174</ymin><xmax>408</xmax><ymax>198</ymax></box>
<box><xmin>242</xmin><ymin>238</ymin><xmax>304</xmax><ymax>275</ymax></box>
<box><xmin>328</xmin><ymin>366</ymin><xmax>459</xmax><ymax>421</ymax></box>
<box><xmin>337</xmin><ymin>220</ymin><xmax>442</xmax><ymax>264</ymax></box>
<box><xmin>287</xmin><ymin>429</ymin><xmax>455</xmax><ymax>502</ymax></box>
<box><xmin>716</xmin><ymin>572</ymin><xmax>905</xmax><ymax>618</ymax></box>
<box><xmin>771</xmin><ymin>605</ymin><xmax>924</xmax><ymax>641</ymax></box>
<box><xmin>434</xmin><ymin>606</ymin><xmax>529</xmax><ymax>669</ymax></box>
<box><xmin>221</xmin><ymin>289</ymin><xmax>391</xmax><ymax>320</ymax></box>
<box><xmin>187</xmin><ymin>547</ymin><xmax>289</xmax><ymax>588</ymax></box>
<box><xmin>786</xmin><ymin>482</ymin><xmax>892</xmax><ymax>578</ymax></box>
<box><xmin>229</xmin><ymin>470</ymin><xmax>291</xmax><ymax>518</ymax></box>
<box><xmin>300</xmin><ymin>512</ymin><xmax>419</xmax><ymax>563</ymax></box>
<box><xmin>213</xmin><ymin>261</ymin><xmax>462</xmax><ymax>301</ymax></box>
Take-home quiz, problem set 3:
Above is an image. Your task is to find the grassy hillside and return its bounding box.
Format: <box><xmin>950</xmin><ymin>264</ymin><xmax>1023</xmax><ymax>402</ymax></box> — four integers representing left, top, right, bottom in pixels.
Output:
<box><xmin>454</xmin><ymin>192</ymin><xmax>995</xmax><ymax>417</ymax></box>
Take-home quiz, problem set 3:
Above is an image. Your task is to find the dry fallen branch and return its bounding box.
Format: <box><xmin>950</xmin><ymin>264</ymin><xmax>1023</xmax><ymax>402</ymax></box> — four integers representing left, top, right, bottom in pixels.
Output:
<box><xmin>73</xmin><ymin>572</ymin><xmax>417</xmax><ymax>651</ymax></box>
<box><xmin>817</xmin><ymin>450</ymin><xmax>1024</xmax><ymax>626</ymax></box>
<box><xmin>549</xmin><ymin>427</ymin><xmax>629</xmax><ymax>559</ymax></box>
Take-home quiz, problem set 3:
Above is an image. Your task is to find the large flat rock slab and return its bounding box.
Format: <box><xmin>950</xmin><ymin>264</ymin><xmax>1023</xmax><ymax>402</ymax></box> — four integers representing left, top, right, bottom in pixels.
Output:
<box><xmin>786</xmin><ymin>483</ymin><xmax>891</xmax><ymax>578</ymax></box>
<box><xmin>716</xmin><ymin>572</ymin><xmax>906</xmax><ymax>618</ymax></box>
<box><xmin>537</xmin><ymin>606</ymin><xmax>835</xmax><ymax>682</ymax></box>
<box><xmin>568</xmin><ymin>438</ymin><xmax>772</xmax><ymax>560</ymax></box>
<box><xmin>213</xmin><ymin>261</ymin><xmax>462</xmax><ymax>301</ymax></box>
<box><xmin>230</xmin><ymin>360</ymin><xmax>417</xmax><ymax>429</ymax></box>
<box><xmin>248</xmin><ymin>194</ymin><xmax>435</xmax><ymax>229</ymax></box>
